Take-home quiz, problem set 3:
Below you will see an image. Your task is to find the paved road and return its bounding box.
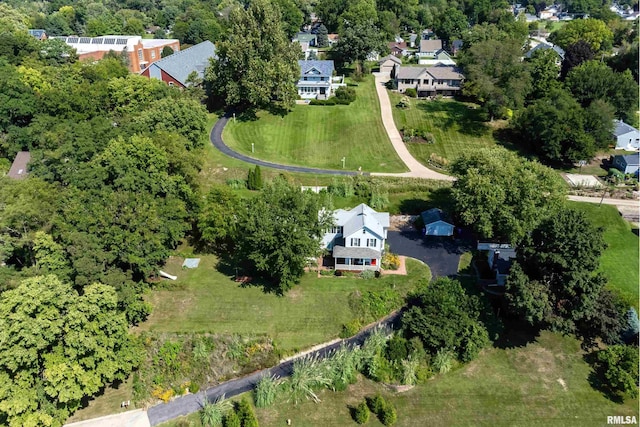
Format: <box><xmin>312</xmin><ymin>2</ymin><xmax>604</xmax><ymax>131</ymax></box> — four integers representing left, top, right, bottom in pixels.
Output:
<box><xmin>371</xmin><ymin>73</ymin><xmax>455</xmax><ymax>181</ymax></box>
<box><xmin>146</xmin><ymin>311</ymin><xmax>402</xmax><ymax>426</ymax></box>
<box><xmin>64</xmin><ymin>409</ymin><xmax>150</xmax><ymax>427</ymax></box>
<box><xmin>567</xmin><ymin>195</ymin><xmax>640</xmax><ymax>208</ymax></box>
<box><xmin>387</xmin><ymin>230</ymin><xmax>470</xmax><ymax>278</ymax></box>
<box><xmin>210</xmin><ymin>116</ymin><xmax>362</xmax><ymax>176</ymax></box>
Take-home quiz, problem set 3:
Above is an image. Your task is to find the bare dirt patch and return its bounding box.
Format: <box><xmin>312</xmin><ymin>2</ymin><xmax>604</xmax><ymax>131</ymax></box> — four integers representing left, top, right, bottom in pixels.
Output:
<box><xmin>389</xmin><ymin>215</ymin><xmax>417</xmax><ymax>231</ymax></box>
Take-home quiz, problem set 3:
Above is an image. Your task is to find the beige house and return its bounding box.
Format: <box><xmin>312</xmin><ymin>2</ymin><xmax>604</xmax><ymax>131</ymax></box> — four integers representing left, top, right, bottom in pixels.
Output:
<box><xmin>396</xmin><ymin>65</ymin><xmax>464</xmax><ymax>97</ymax></box>
<box><xmin>378</xmin><ymin>55</ymin><xmax>402</xmax><ymax>75</ymax></box>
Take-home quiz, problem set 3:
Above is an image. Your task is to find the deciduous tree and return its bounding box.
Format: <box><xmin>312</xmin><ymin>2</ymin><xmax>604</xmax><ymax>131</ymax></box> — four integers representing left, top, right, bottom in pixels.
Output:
<box><xmin>548</xmin><ymin>18</ymin><xmax>613</xmax><ymax>51</ymax></box>
<box><xmin>237</xmin><ymin>177</ymin><xmax>333</xmax><ymax>294</ymax></box>
<box><xmin>205</xmin><ymin>0</ymin><xmax>300</xmax><ymax>113</ymax></box>
<box><xmin>450</xmin><ymin>148</ymin><xmax>566</xmax><ymax>243</ymax></box>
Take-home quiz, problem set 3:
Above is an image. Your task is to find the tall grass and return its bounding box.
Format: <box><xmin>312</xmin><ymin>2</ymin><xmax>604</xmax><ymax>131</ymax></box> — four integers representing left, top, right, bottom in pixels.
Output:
<box><xmin>254</xmin><ymin>374</ymin><xmax>281</xmax><ymax>408</ymax></box>
<box><xmin>200</xmin><ymin>395</ymin><xmax>232</xmax><ymax>427</ymax></box>
<box><xmin>289</xmin><ymin>355</ymin><xmax>332</xmax><ymax>403</ymax></box>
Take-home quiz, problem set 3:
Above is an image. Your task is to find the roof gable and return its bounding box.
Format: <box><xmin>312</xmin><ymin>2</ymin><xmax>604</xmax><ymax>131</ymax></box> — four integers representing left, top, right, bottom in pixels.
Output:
<box><xmin>144</xmin><ymin>40</ymin><xmax>216</xmax><ymax>86</ymax></box>
<box><xmin>333</xmin><ymin>204</ymin><xmax>389</xmax><ymax>240</ymax></box>
<box><xmin>298</xmin><ymin>60</ymin><xmax>334</xmax><ymax>77</ymax></box>
<box><xmin>613</xmin><ymin>119</ymin><xmax>640</xmax><ymax>136</ymax></box>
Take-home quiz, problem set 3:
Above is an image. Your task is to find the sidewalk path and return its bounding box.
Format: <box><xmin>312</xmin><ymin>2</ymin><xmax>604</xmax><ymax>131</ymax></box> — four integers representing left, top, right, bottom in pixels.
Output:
<box><xmin>64</xmin><ymin>409</ymin><xmax>150</xmax><ymax>427</ymax></box>
<box><xmin>146</xmin><ymin>311</ymin><xmax>402</xmax><ymax>426</ymax></box>
<box><xmin>568</xmin><ymin>195</ymin><xmax>640</xmax><ymax>209</ymax></box>
<box><xmin>371</xmin><ymin>73</ymin><xmax>455</xmax><ymax>181</ymax></box>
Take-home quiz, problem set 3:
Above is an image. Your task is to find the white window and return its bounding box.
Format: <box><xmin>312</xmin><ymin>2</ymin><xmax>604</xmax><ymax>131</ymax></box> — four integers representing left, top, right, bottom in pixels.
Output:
<box><xmin>138</xmin><ymin>49</ymin><xmax>143</xmax><ymax>60</ymax></box>
<box><xmin>151</xmin><ymin>50</ymin><xmax>156</xmax><ymax>59</ymax></box>
<box><xmin>367</xmin><ymin>239</ymin><xmax>377</xmax><ymax>248</ymax></box>
<box><xmin>168</xmin><ymin>82</ymin><xmax>174</xmax><ymax>86</ymax></box>
<box><xmin>350</xmin><ymin>238</ymin><xmax>361</xmax><ymax>247</ymax></box>
<box><xmin>329</xmin><ymin>226</ymin><xmax>343</xmax><ymax>234</ymax></box>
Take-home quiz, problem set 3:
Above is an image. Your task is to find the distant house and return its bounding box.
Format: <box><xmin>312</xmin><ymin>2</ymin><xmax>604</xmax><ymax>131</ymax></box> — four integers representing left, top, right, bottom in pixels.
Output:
<box><xmin>450</xmin><ymin>39</ymin><xmax>463</xmax><ymax>56</ymax></box>
<box><xmin>378</xmin><ymin>55</ymin><xmax>402</xmax><ymax>75</ymax></box>
<box><xmin>612</xmin><ymin>120</ymin><xmax>640</xmax><ymax>150</ymax></box>
<box><xmin>297</xmin><ymin>60</ymin><xmax>344</xmax><ymax>99</ymax></box>
<box><xmin>28</xmin><ymin>29</ymin><xmax>47</xmax><ymax>40</ymax></box>
<box><xmin>321</xmin><ymin>204</ymin><xmax>390</xmax><ymax>271</ymax></box>
<box><xmin>421</xmin><ymin>208</ymin><xmax>454</xmax><ymax>236</ymax></box>
<box><xmin>293</xmin><ymin>32</ymin><xmax>317</xmax><ymax>47</ymax></box>
<box><xmin>140</xmin><ymin>40</ymin><xmax>216</xmax><ymax>88</ymax></box>
<box><xmin>327</xmin><ymin>34</ymin><xmax>339</xmax><ymax>46</ymax></box>
<box><xmin>388</xmin><ymin>41</ymin><xmax>409</xmax><ymax>57</ymax></box>
<box><xmin>524</xmin><ymin>43</ymin><xmax>565</xmax><ymax>64</ymax></box>
<box><xmin>417</xmin><ymin>39</ymin><xmax>443</xmax><ymax>58</ymax></box>
<box><xmin>477</xmin><ymin>242</ymin><xmax>517</xmax><ymax>286</ymax></box>
<box><xmin>409</xmin><ymin>33</ymin><xmax>418</xmax><ymax>48</ymax></box>
<box><xmin>418</xmin><ymin>49</ymin><xmax>456</xmax><ymax>66</ymax></box>
<box><xmin>7</xmin><ymin>151</ymin><xmax>30</xmax><ymax>179</ymax></box>
<box><xmin>396</xmin><ymin>65</ymin><xmax>464</xmax><ymax>97</ymax></box>
<box><xmin>612</xmin><ymin>153</ymin><xmax>640</xmax><ymax>175</ymax></box>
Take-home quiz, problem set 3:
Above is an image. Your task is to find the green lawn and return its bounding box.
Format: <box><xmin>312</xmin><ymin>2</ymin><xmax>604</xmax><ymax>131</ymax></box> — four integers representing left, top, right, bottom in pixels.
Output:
<box><xmin>140</xmin><ymin>255</ymin><xmax>431</xmax><ymax>353</ymax></box>
<box><xmin>222</xmin><ymin>76</ymin><xmax>408</xmax><ymax>173</ymax></box>
<box><xmin>162</xmin><ymin>332</ymin><xmax>638</xmax><ymax>427</ymax></box>
<box><xmin>569</xmin><ymin>202</ymin><xmax>639</xmax><ymax>307</ymax></box>
<box><xmin>389</xmin><ymin>93</ymin><xmax>499</xmax><ymax>167</ymax></box>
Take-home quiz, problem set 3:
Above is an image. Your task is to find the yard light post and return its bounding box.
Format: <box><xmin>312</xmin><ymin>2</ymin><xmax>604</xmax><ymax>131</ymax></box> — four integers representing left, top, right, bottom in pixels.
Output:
<box><xmin>251</xmin><ymin>143</ymin><xmax>254</xmax><ymax>153</ymax></box>
<box><xmin>341</xmin><ymin>157</ymin><xmax>346</xmax><ymax>169</ymax></box>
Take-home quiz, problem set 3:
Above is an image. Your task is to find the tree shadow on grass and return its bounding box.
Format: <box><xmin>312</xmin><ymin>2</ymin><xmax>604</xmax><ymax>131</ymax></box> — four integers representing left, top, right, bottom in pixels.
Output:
<box><xmin>215</xmin><ymin>256</ymin><xmax>285</xmax><ymax>296</ymax></box>
<box><xmin>416</xmin><ymin>101</ymin><xmax>491</xmax><ymax>138</ymax></box>
<box><xmin>491</xmin><ymin>318</ymin><xmax>540</xmax><ymax>350</ymax></box>
<box><xmin>584</xmin><ymin>351</ymin><xmax>626</xmax><ymax>404</ymax></box>
<box><xmin>398</xmin><ymin>187</ymin><xmax>455</xmax><ymax>215</ymax></box>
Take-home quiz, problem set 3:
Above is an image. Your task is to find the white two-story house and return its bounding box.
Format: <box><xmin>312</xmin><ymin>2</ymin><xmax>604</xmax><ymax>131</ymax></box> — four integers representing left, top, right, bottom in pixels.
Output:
<box><xmin>297</xmin><ymin>60</ymin><xmax>345</xmax><ymax>100</ymax></box>
<box><xmin>321</xmin><ymin>204</ymin><xmax>390</xmax><ymax>271</ymax></box>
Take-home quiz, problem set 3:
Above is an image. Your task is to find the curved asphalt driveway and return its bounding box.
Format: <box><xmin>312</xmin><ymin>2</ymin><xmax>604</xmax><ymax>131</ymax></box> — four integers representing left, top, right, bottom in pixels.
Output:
<box><xmin>387</xmin><ymin>230</ymin><xmax>472</xmax><ymax>278</ymax></box>
<box><xmin>210</xmin><ymin>116</ymin><xmax>361</xmax><ymax>176</ymax></box>
<box><xmin>146</xmin><ymin>311</ymin><xmax>401</xmax><ymax>426</ymax></box>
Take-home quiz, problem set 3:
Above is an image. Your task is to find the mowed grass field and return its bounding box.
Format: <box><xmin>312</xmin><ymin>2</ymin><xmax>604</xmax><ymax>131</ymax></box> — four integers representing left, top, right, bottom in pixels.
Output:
<box><xmin>139</xmin><ymin>255</ymin><xmax>431</xmax><ymax>352</ymax></box>
<box><xmin>162</xmin><ymin>332</ymin><xmax>639</xmax><ymax>427</ymax></box>
<box><xmin>223</xmin><ymin>76</ymin><xmax>408</xmax><ymax>173</ymax></box>
<box><xmin>569</xmin><ymin>202</ymin><xmax>639</xmax><ymax>307</ymax></box>
<box><xmin>389</xmin><ymin>92</ymin><xmax>499</xmax><ymax>166</ymax></box>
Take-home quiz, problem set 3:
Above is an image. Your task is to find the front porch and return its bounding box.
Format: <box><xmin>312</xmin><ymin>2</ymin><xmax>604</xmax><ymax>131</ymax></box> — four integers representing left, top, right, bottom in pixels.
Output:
<box><xmin>335</xmin><ymin>257</ymin><xmax>379</xmax><ymax>271</ymax></box>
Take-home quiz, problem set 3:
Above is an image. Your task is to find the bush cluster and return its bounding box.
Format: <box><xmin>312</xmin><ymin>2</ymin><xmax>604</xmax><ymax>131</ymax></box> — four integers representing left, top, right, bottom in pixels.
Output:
<box><xmin>354</xmin><ymin>401</ymin><xmax>370</xmax><ymax>424</ymax></box>
<box><xmin>402</xmin><ymin>127</ymin><xmax>435</xmax><ymax>144</ymax></box>
<box><xmin>404</xmin><ymin>88</ymin><xmax>417</xmax><ymax>98</ymax></box>
<box><xmin>365</xmin><ymin>394</ymin><xmax>397</xmax><ymax>426</ymax></box>
<box><xmin>381</xmin><ymin>253</ymin><xmax>400</xmax><ymax>270</ymax></box>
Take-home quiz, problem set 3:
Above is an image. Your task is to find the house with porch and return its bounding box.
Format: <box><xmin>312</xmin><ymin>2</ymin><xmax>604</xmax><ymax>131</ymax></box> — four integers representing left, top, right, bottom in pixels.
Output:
<box><xmin>396</xmin><ymin>65</ymin><xmax>464</xmax><ymax>97</ymax></box>
<box><xmin>297</xmin><ymin>60</ymin><xmax>344</xmax><ymax>99</ymax></box>
<box><xmin>321</xmin><ymin>204</ymin><xmax>390</xmax><ymax>271</ymax></box>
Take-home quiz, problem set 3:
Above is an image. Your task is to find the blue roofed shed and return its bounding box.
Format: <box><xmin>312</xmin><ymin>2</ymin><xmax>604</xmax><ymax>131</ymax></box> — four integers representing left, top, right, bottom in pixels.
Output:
<box><xmin>421</xmin><ymin>208</ymin><xmax>454</xmax><ymax>236</ymax></box>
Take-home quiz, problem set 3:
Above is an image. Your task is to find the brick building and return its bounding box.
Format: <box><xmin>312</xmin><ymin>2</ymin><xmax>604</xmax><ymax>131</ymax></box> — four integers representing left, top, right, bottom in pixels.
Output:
<box><xmin>52</xmin><ymin>35</ymin><xmax>180</xmax><ymax>73</ymax></box>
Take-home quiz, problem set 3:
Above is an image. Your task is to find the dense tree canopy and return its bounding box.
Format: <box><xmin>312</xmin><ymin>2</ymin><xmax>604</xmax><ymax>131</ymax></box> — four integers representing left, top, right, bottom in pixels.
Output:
<box><xmin>506</xmin><ymin>208</ymin><xmax>627</xmax><ymax>347</ymax></box>
<box><xmin>548</xmin><ymin>18</ymin><xmax>613</xmax><ymax>52</ymax></box>
<box><xmin>450</xmin><ymin>148</ymin><xmax>566</xmax><ymax>243</ymax></box>
<box><xmin>205</xmin><ymin>0</ymin><xmax>300</xmax><ymax>112</ymax></box>
<box><xmin>236</xmin><ymin>177</ymin><xmax>333</xmax><ymax>294</ymax></box>
<box><xmin>0</xmin><ymin>275</ymin><xmax>140</xmax><ymax>426</ymax></box>
<box><xmin>403</xmin><ymin>277</ymin><xmax>490</xmax><ymax>362</ymax></box>
<box><xmin>513</xmin><ymin>88</ymin><xmax>613</xmax><ymax>164</ymax></box>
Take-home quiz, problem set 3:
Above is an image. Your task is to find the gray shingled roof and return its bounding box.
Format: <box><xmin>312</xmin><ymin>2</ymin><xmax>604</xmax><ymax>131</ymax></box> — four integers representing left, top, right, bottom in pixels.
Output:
<box><xmin>396</xmin><ymin>65</ymin><xmax>463</xmax><ymax>80</ymax></box>
<box><xmin>378</xmin><ymin>55</ymin><xmax>402</xmax><ymax>65</ymax></box>
<box><xmin>298</xmin><ymin>60</ymin><xmax>334</xmax><ymax>77</ymax></box>
<box><xmin>420</xmin><ymin>39</ymin><xmax>443</xmax><ymax>52</ymax></box>
<box><xmin>524</xmin><ymin>43</ymin><xmax>565</xmax><ymax>60</ymax></box>
<box><xmin>613</xmin><ymin>119</ymin><xmax>639</xmax><ymax>137</ymax></box>
<box><xmin>617</xmin><ymin>153</ymin><xmax>640</xmax><ymax>166</ymax></box>
<box><xmin>421</xmin><ymin>208</ymin><xmax>444</xmax><ymax>225</ymax></box>
<box><xmin>333</xmin><ymin>245</ymin><xmax>381</xmax><ymax>259</ymax></box>
<box><xmin>28</xmin><ymin>29</ymin><xmax>46</xmax><ymax>39</ymax></box>
<box><xmin>149</xmin><ymin>40</ymin><xmax>217</xmax><ymax>86</ymax></box>
<box><xmin>295</xmin><ymin>33</ymin><xmax>316</xmax><ymax>43</ymax></box>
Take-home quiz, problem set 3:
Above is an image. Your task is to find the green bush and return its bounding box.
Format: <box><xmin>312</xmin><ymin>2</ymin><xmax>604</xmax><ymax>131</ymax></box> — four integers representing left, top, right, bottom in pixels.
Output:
<box><xmin>433</xmin><ymin>349</ymin><xmax>454</xmax><ymax>374</ymax></box>
<box><xmin>354</xmin><ymin>401</ymin><xmax>370</xmax><ymax>424</ymax></box>
<box><xmin>328</xmin><ymin>177</ymin><xmax>355</xmax><ymax>197</ymax></box>
<box><xmin>309</xmin><ymin>98</ymin><xmax>337</xmax><ymax>105</ymax></box>
<box><xmin>254</xmin><ymin>374</ymin><xmax>279</xmax><ymax>408</ymax></box>
<box><xmin>226</xmin><ymin>178</ymin><xmax>247</xmax><ymax>189</ymax></box>
<box><xmin>340</xmin><ymin>319</ymin><xmax>362</xmax><ymax>338</ymax></box>
<box><xmin>223</xmin><ymin>410</ymin><xmax>241</xmax><ymax>427</ymax></box>
<box><xmin>360</xmin><ymin>269</ymin><xmax>376</xmax><ymax>280</ymax></box>
<box><xmin>385</xmin><ymin>335</ymin><xmax>409</xmax><ymax>363</ymax></box>
<box><xmin>235</xmin><ymin>398</ymin><xmax>258</xmax><ymax>427</ymax></box>
<box><xmin>379</xmin><ymin>401</ymin><xmax>397</xmax><ymax>426</ymax></box>
<box><xmin>335</xmin><ymin>86</ymin><xmax>356</xmax><ymax>103</ymax></box>
<box><xmin>188</xmin><ymin>381</ymin><xmax>200</xmax><ymax>393</ymax></box>
<box><xmin>366</xmin><ymin>393</ymin><xmax>385</xmax><ymax>414</ymax></box>
<box><xmin>404</xmin><ymin>88</ymin><xmax>417</xmax><ymax>98</ymax></box>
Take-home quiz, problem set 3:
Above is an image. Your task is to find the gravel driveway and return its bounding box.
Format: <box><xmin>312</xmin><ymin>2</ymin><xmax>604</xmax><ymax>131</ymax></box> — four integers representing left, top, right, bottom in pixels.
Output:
<box><xmin>387</xmin><ymin>229</ymin><xmax>470</xmax><ymax>278</ymax></box>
